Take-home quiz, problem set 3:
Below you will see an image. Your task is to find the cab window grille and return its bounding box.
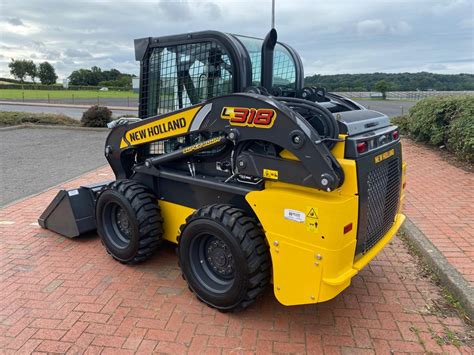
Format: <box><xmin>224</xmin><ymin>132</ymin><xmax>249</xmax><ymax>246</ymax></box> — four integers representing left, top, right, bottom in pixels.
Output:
<box><xmin>143</xmin><ymin>41</ymin><xmax>233</xmax><ymax>118</ymax></box>
<box><xmin>234</xmin><ymin>36</ymin><xmax>296</xmax><ymax>90</ymax></box>
<box><xmin>140</xmin><ymin>41</ymin><xmax>234</xmax><ymax>156</ymax></box>
<box><xmin>273</xmin><ymin>48</ymin><xmax>296</xmax><ymax>89</ymax></box>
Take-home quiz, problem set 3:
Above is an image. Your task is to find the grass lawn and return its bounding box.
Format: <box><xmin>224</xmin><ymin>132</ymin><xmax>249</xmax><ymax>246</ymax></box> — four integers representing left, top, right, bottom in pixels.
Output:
<box><xmin>0</xmin><ymin>111</ymin><xmax>79</xmax><ymax>127</ymax></box>
<box><xmin>0</xmin><ymin>88</ymin><xmax>138</xmax><ymax>100</ymax></box>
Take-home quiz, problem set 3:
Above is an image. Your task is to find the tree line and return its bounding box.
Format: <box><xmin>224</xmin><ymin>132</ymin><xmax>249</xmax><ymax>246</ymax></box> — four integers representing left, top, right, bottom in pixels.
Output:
<box><xmin>304</xmin><ymin>72</ymin><xmax>474</xmax><ymax>91</ymax></box>
<box><xmin>8</xmin><ymin>58</ymin><xmax>474</xmax><ymax>91</ymax></box>
<box><xmin>8</xmin><ymin>59</ymin><xmax>134</xmax><ymax>88</ymax></box>
<box><xmin>68</xmin><ymin>66</ymin><xmax>134</xmax><ymax>88</ymax></box>
<box><xmin>8</xmin><ymin>59</ymin><xmax>58</xmax><ymax>85</ymax></box>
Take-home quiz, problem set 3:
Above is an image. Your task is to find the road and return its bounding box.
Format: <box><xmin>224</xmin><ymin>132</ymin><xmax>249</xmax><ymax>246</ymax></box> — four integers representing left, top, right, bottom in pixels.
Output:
<box><xmin>0</xmin><ymin>128</ymin><xmax>109</xmax><ymax>206</ymax></box>
<box><xmin>0</xmin><ymin>103</ymin><xmax>137</xmax><ymax>119</ymax></box>
<box><xmin>356</xmin><ymin>99</ymin><xmax>415</xmax><ymax>117</ymax></box>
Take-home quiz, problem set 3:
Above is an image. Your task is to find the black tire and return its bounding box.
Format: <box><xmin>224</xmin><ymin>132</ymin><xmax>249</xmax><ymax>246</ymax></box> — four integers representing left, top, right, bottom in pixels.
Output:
<box><xmin>178</xmin><ymin>204</ymin><xmax>271</xmax><ymax>312</ymax></box>
<box><xmin>96</xmin><ymin>180</ymin><xmax>163</xmax><ymax>264</ymax></box>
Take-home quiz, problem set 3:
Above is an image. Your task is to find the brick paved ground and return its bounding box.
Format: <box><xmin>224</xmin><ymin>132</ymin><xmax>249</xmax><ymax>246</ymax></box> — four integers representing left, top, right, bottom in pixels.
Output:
<box><xmin>402</xmin><ymin>139</ymin><xmax>474</xmax><ymax>284</ymax></box>
<box><xmin>0</xmin><ymin>144</ymin><xmax>473</xmax><ymax>354</ymax></box>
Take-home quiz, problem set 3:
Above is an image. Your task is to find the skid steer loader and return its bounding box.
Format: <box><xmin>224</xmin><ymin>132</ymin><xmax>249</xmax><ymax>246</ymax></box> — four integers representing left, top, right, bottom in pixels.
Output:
<box><xmin>39</xmin><ymin>29</ymin><xmax>406</xmax><ymax>311</ymax></box>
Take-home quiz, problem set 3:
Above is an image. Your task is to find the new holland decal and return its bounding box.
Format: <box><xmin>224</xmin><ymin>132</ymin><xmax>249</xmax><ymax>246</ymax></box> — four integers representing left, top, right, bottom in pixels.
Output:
<box><xmin>374</xmin><ymin>148</ymin><xmax>395</xmax><ymax>164</ymax></box>
<box><xmin>120</xmin><ymin>106</ymin><xmax>202</xmax><ymax>149</ymax></box>
<box><xmin>221</xmin><ymin>107</ymin><xmax>276</xmax><ymax>128</ymax></box>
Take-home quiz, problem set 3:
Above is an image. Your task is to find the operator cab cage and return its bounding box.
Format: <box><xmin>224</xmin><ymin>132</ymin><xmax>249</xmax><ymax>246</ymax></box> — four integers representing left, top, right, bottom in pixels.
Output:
<box><xmin>134</xmin><ymin>30</ymin><xmax>304</xmax><ymax>119</ymax></box>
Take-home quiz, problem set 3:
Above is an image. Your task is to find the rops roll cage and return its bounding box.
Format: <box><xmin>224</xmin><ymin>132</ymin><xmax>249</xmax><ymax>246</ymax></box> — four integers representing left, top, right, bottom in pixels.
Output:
<box><xmin>134</xmin><ymin>29</ymin><xmax>305</xmax><ymax>119</ymax></box>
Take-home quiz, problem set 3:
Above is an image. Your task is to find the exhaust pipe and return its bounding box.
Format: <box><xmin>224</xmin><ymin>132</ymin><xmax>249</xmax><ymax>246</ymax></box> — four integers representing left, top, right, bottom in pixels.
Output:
<box><xmin>260</xmin><ymin>28</ymin><xmax>277</xmax><ymax>91</ymax></box>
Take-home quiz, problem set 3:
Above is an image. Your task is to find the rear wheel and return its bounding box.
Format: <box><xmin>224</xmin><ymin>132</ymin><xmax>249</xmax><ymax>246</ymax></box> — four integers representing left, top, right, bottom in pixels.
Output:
<box><xmin>96</xmin><ymin>180</ymin><xmax>163</xmax><ymax>264</ymax></box>
<box><xmin>178</xmin><ymin>204</ymin><xmax>271</xmax><ymax>312</ymax></box>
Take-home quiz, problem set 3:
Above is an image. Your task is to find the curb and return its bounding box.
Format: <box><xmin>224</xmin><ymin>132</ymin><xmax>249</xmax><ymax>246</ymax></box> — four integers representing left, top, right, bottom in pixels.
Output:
<box><xmin>0</xmin><ymin>124</ymin><xmax>26</xmax><ymax>131</ymax></box>
<box><xmin>401</xmin><ymin>217</ymin><xmax>473</xmax><ymax>321</ymax></box>
<box><xmin>0</xmin><ymin>100</ymin><xmax>138</xmax><ymax>111</ymax></box>
<box><xmin>0</xmin><ymin>124</ymin><xmax>109</xmax><ymax>132</ymax></box>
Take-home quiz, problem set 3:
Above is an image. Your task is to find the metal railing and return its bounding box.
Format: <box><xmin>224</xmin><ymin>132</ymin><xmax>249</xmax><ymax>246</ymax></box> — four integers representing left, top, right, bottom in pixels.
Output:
<box><xmin>334</xmin><ymin>91</ymin><xmax>474</xmax><ymax>100</ymax></box>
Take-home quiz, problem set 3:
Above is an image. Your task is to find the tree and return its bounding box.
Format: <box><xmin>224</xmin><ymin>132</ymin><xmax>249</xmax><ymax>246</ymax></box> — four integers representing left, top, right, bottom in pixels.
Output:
<box><xmin>8</xmin><ymin>59</ymin><xmax>29</xmax><ymax>82</ymax></box>
<box><xmin>374</xmin><ymin>80</ymin><xmax>390</xmax><ymax>99</ymax></box>
<box><xmin>25</xmin><ymin>60</ymin><xmax>37</xmax><ymax>83</ymax></box>
<box><xmin>69</xmin><ymin>69</ymin><xmax>97</xmax><ymax>86</ymax></box>
<box><xmin>69</xmin><ymin>67</ymin><xmax>104</xmax><ymax>86</ymax></box>
<box><xmin>38</xmin><ymin>62</ymin><xmax>58</xmax><ymax>85</ymax></box>
<box><xmin>69</xmin><ymin>66</ymin><xmax>133</xmax><ymax>87</ymax></box>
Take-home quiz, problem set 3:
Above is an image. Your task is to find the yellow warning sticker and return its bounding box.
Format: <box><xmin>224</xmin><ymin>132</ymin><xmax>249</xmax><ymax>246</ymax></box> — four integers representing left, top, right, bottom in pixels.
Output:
<box><xmin>263</xmin><ymin>169</ymin><xmax>279</xmax><ymax>180</ymax></box>
<box><xmin>305</xmin><ymin>206</ymin><xmax>319</xmax><ymax>233</ymax></box>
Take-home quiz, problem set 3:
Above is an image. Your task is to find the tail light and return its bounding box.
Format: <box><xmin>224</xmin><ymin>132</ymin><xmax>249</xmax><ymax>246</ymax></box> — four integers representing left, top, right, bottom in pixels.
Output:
<box><xmin>357</xmin><ymin>142</ymin><xmax>368</xmax><ymax>154</ymax></box>
<box><xmin>393</xmin><ymin>131</ymin><xmax>399</xmax><ymax>140</ymax></box>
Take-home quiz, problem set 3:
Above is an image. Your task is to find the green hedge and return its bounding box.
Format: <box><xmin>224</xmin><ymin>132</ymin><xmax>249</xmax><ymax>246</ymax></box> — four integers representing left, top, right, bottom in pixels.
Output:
<box><xmin>0</xmin><ymin>111</ymin><xmax>79</xmax><ymax>127</ymax></box>
<box><xmin>392</xmin><ymin>95</ymin><xmax>474</xmax><ymax>162</ymax></box>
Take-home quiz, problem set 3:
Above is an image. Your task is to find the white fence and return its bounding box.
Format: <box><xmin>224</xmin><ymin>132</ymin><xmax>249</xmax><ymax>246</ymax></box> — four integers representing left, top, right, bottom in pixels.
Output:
<box><xmin>333</xmin><ymin>91</ymin><xmax>474</xmax><ymax>100</ymax></box>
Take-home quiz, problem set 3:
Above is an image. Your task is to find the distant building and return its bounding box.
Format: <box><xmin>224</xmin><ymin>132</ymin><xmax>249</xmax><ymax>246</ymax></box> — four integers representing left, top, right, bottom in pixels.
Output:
<box><xmin>132</xmin><ymin>77</ymin><xmax>140</xmax><ymax>93</ymax></box>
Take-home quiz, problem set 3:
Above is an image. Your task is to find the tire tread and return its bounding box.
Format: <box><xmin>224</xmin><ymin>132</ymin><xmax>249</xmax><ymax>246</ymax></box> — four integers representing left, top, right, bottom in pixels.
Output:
<box><xmin>179</xmin><ymin>204</ymin><xmax>271</xmax><ymax>312</ymax></box>
<box><xmin>101</xmin><ymin>179</ymin><xmax>163</xmax><ymax>264</ymax></box>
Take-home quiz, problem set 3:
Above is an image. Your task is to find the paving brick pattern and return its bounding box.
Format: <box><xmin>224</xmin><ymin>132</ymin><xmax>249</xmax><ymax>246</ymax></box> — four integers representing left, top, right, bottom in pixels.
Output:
<box><xmin>0</xmin><ymin>147</ymin><xmax>473</xmax><ymax>353</ymax></box>
<box><xmin>402</xmin><ymin>139</ymin><xmax>474</xmax><ymax>284</ymax></box>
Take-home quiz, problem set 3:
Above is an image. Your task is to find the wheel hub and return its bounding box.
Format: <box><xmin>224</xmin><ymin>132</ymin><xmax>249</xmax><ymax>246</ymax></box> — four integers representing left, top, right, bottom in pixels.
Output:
<box><xmin>206</xmin><ymin>238</ymin><xmax>234</xmax><ymax>277</ymax></box>
<box><xmin>116</xmin><ymin>208</ymin><xmax>131</xmax><ymax>236</ymax></box>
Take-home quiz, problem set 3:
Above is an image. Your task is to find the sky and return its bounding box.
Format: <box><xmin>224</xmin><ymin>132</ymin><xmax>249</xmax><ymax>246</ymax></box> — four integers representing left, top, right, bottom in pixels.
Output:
<box><xmin>0</xmin><ymin>0</ymin><xmax>473</xmax><ymax>80</ymax></box>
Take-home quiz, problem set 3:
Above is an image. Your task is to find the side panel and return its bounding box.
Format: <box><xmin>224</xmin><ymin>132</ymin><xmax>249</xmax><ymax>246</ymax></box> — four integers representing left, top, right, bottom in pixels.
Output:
<box><xmin>245</xmin><ymin>182</ymin><xmax>359</xmax><ymax>306</ymax></box>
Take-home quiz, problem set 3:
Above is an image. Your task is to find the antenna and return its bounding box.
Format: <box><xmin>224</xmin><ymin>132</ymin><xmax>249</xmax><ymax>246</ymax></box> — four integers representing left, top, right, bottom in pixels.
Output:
<box><xmin>271</xmin><ymin>0</ymin><xmax>275</xmax><ymax>29</ymax></box>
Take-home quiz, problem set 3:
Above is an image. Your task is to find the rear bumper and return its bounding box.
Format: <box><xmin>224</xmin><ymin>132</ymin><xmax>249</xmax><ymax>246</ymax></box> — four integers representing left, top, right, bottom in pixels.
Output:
<box><xmin>353</xmin><ymin>213</ymin><xmax>405</xmax><ymax>271</ymax></box>
<box><xmin>318</xmin><ymin>213</ymin><xmax>405</xmax><ymax>302</ymax></box>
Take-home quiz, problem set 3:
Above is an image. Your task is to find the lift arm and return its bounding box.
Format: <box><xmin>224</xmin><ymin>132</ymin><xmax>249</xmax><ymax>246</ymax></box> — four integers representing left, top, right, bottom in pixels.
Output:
<box><xmin>104</xmin><ymin>93</ymin><xmax>344</xmax><ymax>191</ymax></box>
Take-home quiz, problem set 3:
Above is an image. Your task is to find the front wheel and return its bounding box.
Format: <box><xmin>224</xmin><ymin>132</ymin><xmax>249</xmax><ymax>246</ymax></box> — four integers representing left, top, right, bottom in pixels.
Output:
<box><xmin>178</xmin><ymin>204</ymin><xmax>271</xmax><ymax>312</ymax></box>
<box><xmin>96</xmin><ymin>180</ymin><xmax>163</xmax><ymax>264</ymax></box>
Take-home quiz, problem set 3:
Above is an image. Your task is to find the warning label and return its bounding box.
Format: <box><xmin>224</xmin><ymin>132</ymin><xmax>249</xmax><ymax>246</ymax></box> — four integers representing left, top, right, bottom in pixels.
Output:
<box><xmin>305</xmin><ymin>206</ymin><xmax>319</xmax><ymax>233</ymax></box>
<box><xmin>263</xmin><ymin>169</ymin><xmax>279</xmax><ymax>180</ymax></box>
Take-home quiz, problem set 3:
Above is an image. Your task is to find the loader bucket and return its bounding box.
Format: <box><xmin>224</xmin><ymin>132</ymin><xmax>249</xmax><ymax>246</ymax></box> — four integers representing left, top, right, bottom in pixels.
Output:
<box><xmin>38</xmin><ymin>182</ymin><xmax>109</xmax><ymax>238</ymax></box>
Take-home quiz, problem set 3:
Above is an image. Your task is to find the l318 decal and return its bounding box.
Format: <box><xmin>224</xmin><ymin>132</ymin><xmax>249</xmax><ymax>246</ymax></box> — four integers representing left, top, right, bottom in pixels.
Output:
<box><xmin>221</xmin><ymin>107</ymin><xmax>276</xmax><ymax>128</ymax></box>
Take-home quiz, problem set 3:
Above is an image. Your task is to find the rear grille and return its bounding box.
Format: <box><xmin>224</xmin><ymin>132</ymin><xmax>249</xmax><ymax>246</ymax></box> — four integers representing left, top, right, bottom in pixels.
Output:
<box><xmin>363</xmin><ymin>157</ymin><xmax>401</xmax><ymax>253</ymax></box>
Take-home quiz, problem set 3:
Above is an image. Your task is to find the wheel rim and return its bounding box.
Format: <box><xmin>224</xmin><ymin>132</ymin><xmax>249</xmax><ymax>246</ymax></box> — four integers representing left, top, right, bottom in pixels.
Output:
<box><xmin>102</xmin><ymin>201</ymin><xmax>132</xmax><ymax>249</ymax></box>
<box><xmin>189</xmin><ymin>233</ymin><xmax>235</xmax><ymax>294</ymax></box>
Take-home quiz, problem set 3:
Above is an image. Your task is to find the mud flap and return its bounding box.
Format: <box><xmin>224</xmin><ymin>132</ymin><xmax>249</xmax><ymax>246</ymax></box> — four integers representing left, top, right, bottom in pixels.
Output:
<box><xmin>38</xmin><ymin>182</ymin><xmax>110</xmax><ymax>238</ymax></box>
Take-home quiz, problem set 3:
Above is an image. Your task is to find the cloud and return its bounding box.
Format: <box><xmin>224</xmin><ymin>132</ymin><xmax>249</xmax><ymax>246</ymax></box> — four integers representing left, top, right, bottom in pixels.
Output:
<box><xmin>390</xmin><ymin>21</ymin><xmax>412</xmax><ymax>35</ymax></box>
<box><xmin>204</xmin><ymin>2</ymin><xmax>222</xmax><ymax>19</ymax></box>
<box><xmin>432</xmin><ymin>0</ymin><xmax>469</xmax><ymax>16</ymax></box>
<box><xmin>5</xmin><ymin>17</ymin><xmax>24</xmax><ymax>26</ymax></box>
<box><xmin>0</xmin><ymin>0</ymin><xmax>472</xmax><ymax>78</ymax></box>
<box><xmin>157</xmin><ymin>0</ymin><xmax>192</xmax><ymax>20</ymax></box>
<box><xmin>356</xmin><ymin>19</ymin><xmax>386</xmax><ymax>35</ymax></box>
<box><xmin>64</xmin><ymin>48</ymin><xmax>92</xmax><ymax>58</ymax></box>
